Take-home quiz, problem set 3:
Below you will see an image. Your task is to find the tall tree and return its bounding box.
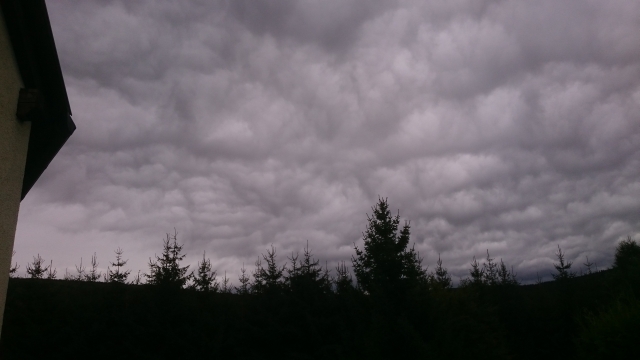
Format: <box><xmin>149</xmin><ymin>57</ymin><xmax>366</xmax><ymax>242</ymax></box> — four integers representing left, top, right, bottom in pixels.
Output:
<box><xmin>252</xmin><ymin>245</ymin><xmax>286</xmax><ymax>295</ymax></box>
<box><xmin>9</xmin><ymin>251</ymin><xmax>19</xmax><ymax>278</ymax></box>
<box><xmin>460</xmin><ymin>256</ymin><xmax>484</xmax><ymax>287</ymax></box>
<box><xmin>145</xmin><ymin>230</ymin><xmax>191</xmax><ymax>289</ymax></box>
<box><xmin>235</xmin><ymin>263</ymin><xmax>251</xmax><ymax>295</ymax></box>
<box><xmin>430</xmin><ymin>254</ymin><xmax>452</xmax><ymax>289</ymax></box>
<box><xmin>497</xmin><ymin>259</ymin><xmax>518</xmax><ymax>286</ymax></box>
<box><xmin>104</xmin><ymin>247</ymin><xmax>131</xmax><ymax>284</ymax></box>
<box><xmin>334</xmin><ymin>261</ymin><xmax>354</xmax><ymax>294</ymax></box>
<box><xmin>190</xmin><ymin>251</ymin><xmax>219</xmax><ymax>292</ymax></box>
<box><xmin>613</xmin><ymin>236</ymin><xmax>640</xmax><ymax>272</ymax></box>
<box><xmin>287</xmin><ymin>241</ymin><xmax>331</xmax><ymax>296</ymax></box>
<box><xmin>552</xmin><ymin>245</ymin><xmax>575</xmax><ymax>280</ymax></box>
<box><xmin>482</xmin><ymin>250</ymin><xmax>499</xmax><ymax>286</ymax></box>
<box><xmin>352</xmin><ymin>198</ymin><xmax>427</xmax><ymax>295</ymax></box>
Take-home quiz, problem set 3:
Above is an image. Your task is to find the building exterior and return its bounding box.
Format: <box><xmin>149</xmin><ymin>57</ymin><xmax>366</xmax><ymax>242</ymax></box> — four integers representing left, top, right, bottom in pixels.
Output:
<box><xmin>0</xmin><ymin>0</ymin><xmax>75</xmax><ymax>337</ymax></box>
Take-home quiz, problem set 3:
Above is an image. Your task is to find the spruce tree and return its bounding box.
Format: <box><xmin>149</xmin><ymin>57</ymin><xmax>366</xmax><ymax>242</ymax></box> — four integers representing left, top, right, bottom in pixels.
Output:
<box><xmin>552</xmin><ymin>245</ymin><xmax>576</xmax><ymax>280</ymax></box>
<box><xmin>145</xmin><ymin>230</ymin><xmax>191</xmax><ymax>289</ymax></box>
<box><xmin>352</xmin><ymin>198</ymin><xmax>427</xmax><ymax>295</ymax></box>
<box><xmin>46</xmin><ymin>261</ymin><xmax>57</xmax><ymax>280</ymax></box>
<box><xmin>252</xmin><ymin>245</ymin><xmax>286</xmax><ymax>295</ymax></box>
<box><xmin>431</xmin><ymin>254</ymin><xmax>452</xmax><ymax>289</ymax></box>
<box><xmin>235</xmin><ymin>263</ymin><xmax>251</xmax><ymax>295</ymax></box>
<box><xmin>613</xmin><ymin>236</ymin><xmax>640</xmax><ymax>272</ymax></box>
<box><xmin>26</xmin><ymin>254</ymin><xmax>49</xmax><ymax>279</ymax></box>
<box><xmin>105</xmin><ymin>248</ymin><xmax>131</xmax><ymax>284</ymax></box>
<box><xmin>85</xmin><ymin>253</ymin><xmax>101</xmax><ymax>282</ymax></box>
<box><xmin>482</xmin><ymin>250</ymin><xmax>499</xmax><ymax>286</ymax></box>
<box><xmin>287</xmin><ymin>242</ymin><xmax>331</xmax><ymax>296</ymax></box>
<box><xmin>497</xmin><ymin>259</ymin><xmax>518</xmax><ymax>285</ymax></box>
<box><xmin>190</xmin><ymin>251</ymin><xmax>219</xmax><ymax>292</ymax></box>
<box><xmin>334</xmin><ymin>261</ymin><xmax>353</xmax><ymax>294</ymax></box>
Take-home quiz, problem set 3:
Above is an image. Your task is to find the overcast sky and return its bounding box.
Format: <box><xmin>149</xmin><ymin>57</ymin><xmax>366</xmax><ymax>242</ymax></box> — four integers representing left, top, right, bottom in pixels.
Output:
<box><xmin>13</xmin><ymin>0</ymin><xmax>640</xmax><ymax>284</ymax></box>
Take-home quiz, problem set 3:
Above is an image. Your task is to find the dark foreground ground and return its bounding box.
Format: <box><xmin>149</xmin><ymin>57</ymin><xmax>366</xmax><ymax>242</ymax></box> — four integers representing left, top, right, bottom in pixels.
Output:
<box><xmin>1</xmin><ymin>270</ymin><xmax>638</xmax><ymax>359</ymax></box>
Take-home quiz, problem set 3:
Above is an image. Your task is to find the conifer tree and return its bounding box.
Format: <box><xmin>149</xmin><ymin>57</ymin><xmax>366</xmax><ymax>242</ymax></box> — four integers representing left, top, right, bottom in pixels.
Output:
<box><xmin>552</xmin><ymin>245</ymin><xmax>576</xmax><ymax>280</ymax></box>
<box><xmin>334</xmin><ymin>261</ymin><xmax>353</xmax><ymax>294</ymax></box>
<box><xmin>252</xmin><ymin>245</ymin><xmax>286</xmax><ymax>295</ymax></box>
<box><xmin>469</xmin><ymin>256</ymin><xmax>484</xmax><ymax>285</ymax></box>
<box><xmin>220</xmin><ymin>272</ymin><xmax>232</xmax><ymax>294</ymax></box>
<box><xmin>583</xmin><ymin>256</ymin><xmax>595</xmax><ymax>275</ymax></box>
<box><xmin>46</xmin><ymin>260</ymin><xmax>57</xmax><ymax>280</ymax></box>
<box><xmin>235</xmin><ymin>263</ymin><xmax>251</xmax><ymax>295</ymax></box>
<box><xmin>190</xmin><ymin>251</ymin><xmax>219</xmax><ymax>292</ymax></box>
<box><xmin>145</xmin><ymin>230</ymin><xmax>191</xmax><ymax>289</ymax></box>
<box><xmin>287</xmin><ymin>242</ymin><xmax>332</xmax><ymax>295</ymax></box>
<box><xmin>26</xmin><ymin>254</ymin><xmax>49</xmax><ymax>279</ymax></box>
<box><xmin>85</xmin><ymin>253</ymin><xmax>101</xmax><ymax>282</ymax></box>
<box><xmin>105</xmin><ymin>248</ymin><xmax>131</xmax><ymax>283</ymax></box>
<box><xmin>431</xmin><ymin>254</ymin><xmax>452</xmax><ymax>289</ymax></box>
<box><xmin>613</xmin><ymin>236</ymin><xmax>640</xmax><ymax>272</ymax></box>
<box><xmin>352</xmin><ymin>198</ymin><xmax>427</xmax><ymax>295</ymax></box>
<box><xmin>497</xmin><ymin>259</ymin><xmax>518</xmax><ymax>285</ymax></box>
<box><xmin>73</xmin><ymin>258</ymin><xmax>86</xmax><ymax>281</ymax></box>
<box><xmin>482</xmin><ymin>250</ymin><xmax>499</xmax><ymax>286</ymax></box>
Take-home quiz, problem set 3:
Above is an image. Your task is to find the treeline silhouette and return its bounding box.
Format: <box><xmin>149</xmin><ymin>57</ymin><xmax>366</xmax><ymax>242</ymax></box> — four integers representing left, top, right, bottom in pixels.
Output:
<box><xmin>2</xmin><ymin>198</ymin><xmax>639</xmax><ymax>359</ymax></box>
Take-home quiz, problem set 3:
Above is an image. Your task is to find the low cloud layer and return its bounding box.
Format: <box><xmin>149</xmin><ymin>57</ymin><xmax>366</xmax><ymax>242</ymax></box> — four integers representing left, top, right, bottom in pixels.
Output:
<box><xmin>14</xmin><ymin>0</ymin><xmax>640</xmax><ymax>283</ymax></box>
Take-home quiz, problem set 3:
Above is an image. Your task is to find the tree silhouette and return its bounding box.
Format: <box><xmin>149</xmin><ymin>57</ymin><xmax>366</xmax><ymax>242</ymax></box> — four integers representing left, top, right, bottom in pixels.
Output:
<box><xmin>85</xmin><ymin>253</ymin><xmax>101</xmax><ymax>282</ymax></box>
<box><xmin>552</xmin><ymin>245</ymin><xmax>576</xmax><ymax>280</ymax></box>
<box><xmin>252</xmin><ymin>245</ymin><xmax>286</xmax><ymax>295</ymax></box>
<box><xmin>287</xmin><ymin>242</ymin><xmax>331</xmax><ymax>296</ymax></box>
<box><xmin>429</xmin><ymin>254</ymin><xmax>452</xmax><ymax>289</ymax></box>
<box><xmin>235</xmin><ymin>263</ymin><xmax>251</xmax><ymax>295</ymax></box>
<box><xmin>497</xmin><ymin>259</ymin><xmax>518</xmax><ymax>286</ymax></box>
<box><xmin>334</xmin><ymin>261</ymin><xmax>353</xmax><ymax>294</ymax></box>
<box><xmin>583</xmin><ymin>256</ymin><xmax>595</xmax><ymax>275</ymax></box>
<box><xmin>46</xmin><ymin>261</ymin><xmax>57</xmax><ymax>280</ymax></box>
<box><xmin>190</xmin><ymin>251</ymin><xmax>219</xmax><ymax>292</ymax></box>
<box><xmin>145</xmin><ymin>230</ymin><xmax>191</xmax><ymax>289</ymax></box>
<box><xmin>352</xmin><ymin>197</ymin><xmax>427</xmax><ymax>295</ymax></box>
<box><xmin>460</xmin><ymin>256</ymin><xmax>484</xmax><ymax>287</ymax></box>
<box><xmin>482</xmin><ymin>250</ymin><xmax>499</xmax><ymax>286</ymax></box>
<box><xmin>220</xmin><ymin>272</ymin><xmax>233</xmax><ymax>294</ymax></box>
<box><xmin>613</xmin><ymin>236</ymin><xmax>640</xmax><ymax>272</ymax></box>
<box><xmin>71</xmin><ymin>258</ymin><xmax>87</xmax><ymax>281</ymax></box>
<box><xmin>26</xmin><ymin>254</ymin><xmax>49</xmax><ymax>279</ymax></box>
<box><xmin>104</xmin><ymin>248</ymin><xmax>131</xmax><ymax>284</ymax></box>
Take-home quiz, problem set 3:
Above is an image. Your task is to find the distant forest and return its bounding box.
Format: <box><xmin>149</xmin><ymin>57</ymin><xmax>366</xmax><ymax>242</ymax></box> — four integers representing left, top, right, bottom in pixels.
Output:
<box><xmin>3</xmin><ymin>198</ymin><xmax>639</xmax><ymax>359</ymax></box>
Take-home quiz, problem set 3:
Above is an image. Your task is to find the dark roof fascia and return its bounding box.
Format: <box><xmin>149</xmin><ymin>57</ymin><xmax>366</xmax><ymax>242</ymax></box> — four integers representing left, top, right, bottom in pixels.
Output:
<box><xmin>1</xmin><ymin>0</ymin><xmax>76</xmax><ymax>200</ymax></box>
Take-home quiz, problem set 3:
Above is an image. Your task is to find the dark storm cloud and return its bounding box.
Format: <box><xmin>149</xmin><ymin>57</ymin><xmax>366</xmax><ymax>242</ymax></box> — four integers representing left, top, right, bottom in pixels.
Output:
<box><xmin>12</xmin><ymin>0</ymin><xmax>640</xmax><ymax>284</ymax></box>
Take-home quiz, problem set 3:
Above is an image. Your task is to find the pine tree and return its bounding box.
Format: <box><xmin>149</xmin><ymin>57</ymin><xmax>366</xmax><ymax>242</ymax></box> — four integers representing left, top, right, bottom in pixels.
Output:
<box><xmin>497</xmin><ymin>259</ymin><xmax>518</xmax><ymax>285</ymax></box>
<box><xmin>46</xmin><ymin>261</ymin><xmax>57</xmax><ymax>280</ymax></box>
<box><xmin>469</xmin><ymin>256</ymin><xmax>484</xmax><ymax>285</ymax></box>
<box><xmin>352</xmin><ymin>198</ymin><xmax>427</xmax><ymax>295</ymax></box>
<box><xmin>190</xmin><ymin>251</ymin><xmax>219</xmax><ymax>292</ymax></box>
<box><xmin>104</xmin><ymin>248</ymin><xmax>131</xmax><ymax>284</ymax></box>
<box><xmin>431</xmin><ymin>254</ymin><xmax>452</xmax><ymax>289</ymax></box>
<box><xmin>552</xmin><ymin>245</ymin><xmax>576</xmax><ymax>280</ymax></box>
<box><xmin>583</xmin><ymin>256</ymin><xmax>595</xmax><ymax>275</ymax></box>
<box><xmin>220</xmin><ymin>272</ymin><xmax>232</xmax><ymax>294</ymax></box>
<box><xmin>85</xmin><ymin>253</ymin><xmax>101</xmax><ymax>282</ymax></box>
<box><xmin>252</xmin><ymin>245</ymin><xmax>286</xmax><ymax>295</ymax></box>
<box><xmin>482</xmin><ymin>250</ymin><xmax>499</xmax><ymax>286</ymax></box>
<box><xmin>613</xmin><ymin>236</ymin><xmax>640</xmax><ymax>272</ymax></box>
<box><xmin>73</xmin><ymin>258</ymin><xmax>86</xmax><ymax>281</ymax></box>
<box><xmin>26</xmin><ymin>254</ymin><xmax>49</xmax><ymax>279</ymax></box>
<box><xmin>334</xmin><ymin>261</ymin><xmax>353</xmax><ymax>295</ymax></box>
<box><xmin>235</xmin><ymin>263</ymin><xmax>251</xmax><ymax>295</ymax></box>
<box><xmin>287</xmin><ymin>242</ymin><xmax>331</xmax><ymax>296</ymax></box>
<box><xmin>145</xmin><ymin>230</ymin><xmax>191</xmax><ymax>289</ymax></box>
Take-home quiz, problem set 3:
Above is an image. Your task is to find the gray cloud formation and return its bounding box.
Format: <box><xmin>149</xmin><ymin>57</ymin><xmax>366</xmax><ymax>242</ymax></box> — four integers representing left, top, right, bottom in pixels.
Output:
<box><xmin>14</xmin><ymin>0</ymin><xmax>640</xmax><ymax>284</ymax></box>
